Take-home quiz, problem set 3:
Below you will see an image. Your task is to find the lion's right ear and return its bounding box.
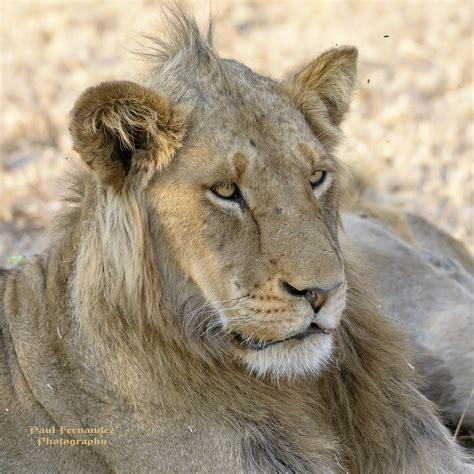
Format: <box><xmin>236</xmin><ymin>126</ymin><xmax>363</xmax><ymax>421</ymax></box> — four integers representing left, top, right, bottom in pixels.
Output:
<box><xmin>283</xmin><ymin>46</ymin><xmax>357</xmax><ymax>150</ymax></box>
<box><xmin>69</xmin><ymin>81</ymin><xmax>187</xmax><ymax>189</ymax></box>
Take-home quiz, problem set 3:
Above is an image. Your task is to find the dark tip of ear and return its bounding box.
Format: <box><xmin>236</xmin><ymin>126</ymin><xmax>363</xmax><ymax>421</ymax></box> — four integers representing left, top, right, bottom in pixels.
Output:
<box><xmin>337</xmin><ymin>45</ymin><xmax>358</xmax><ymax>58</ymax></box>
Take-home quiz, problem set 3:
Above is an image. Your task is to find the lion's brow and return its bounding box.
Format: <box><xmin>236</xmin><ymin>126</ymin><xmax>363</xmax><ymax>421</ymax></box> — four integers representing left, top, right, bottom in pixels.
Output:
<box><xmin>232</xmin><ymin>152</ymin><xmax>248</xmax><ymax>179</ymax></box>
<box><xmin>297</xmin><ymin>142</ymin><xmax>318</xmax><ymax>167</ymax></box>
<box><xmin>298</xmin><ymin>142</ymin><xmax>333</xmax><ymax>170</ymax></box>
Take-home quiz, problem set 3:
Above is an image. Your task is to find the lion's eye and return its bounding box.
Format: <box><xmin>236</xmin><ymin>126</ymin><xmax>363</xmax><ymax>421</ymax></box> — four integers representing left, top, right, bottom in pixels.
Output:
<box><xmin>310</xmin><ymin>170</ymin><xmax>327</xmax><ymax>188</ymax></box>
<box><xmin>211</xmin><ymin>181</ymin><xmax>240</xmax><ymax>200</ymax></box>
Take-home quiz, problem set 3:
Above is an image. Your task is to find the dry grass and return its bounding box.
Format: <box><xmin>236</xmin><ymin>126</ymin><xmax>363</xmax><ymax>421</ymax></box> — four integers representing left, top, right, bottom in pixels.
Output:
<box><xmin>1</xmin><ymin>1</ymin><xmax>473</xmax><ymax>264</ymax></box>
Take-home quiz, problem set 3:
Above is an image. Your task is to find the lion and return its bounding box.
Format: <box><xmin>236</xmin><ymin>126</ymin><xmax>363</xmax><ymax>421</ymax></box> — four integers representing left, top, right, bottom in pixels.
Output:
<box><xmin>345</xmin><ymin>191</ymin><xmax>474</xmax><ymax>433</ymax></box>
<box><xmin>1</xmin><ymin>9</ymin><xmax>472</xmax><ymax>473</ymax></box>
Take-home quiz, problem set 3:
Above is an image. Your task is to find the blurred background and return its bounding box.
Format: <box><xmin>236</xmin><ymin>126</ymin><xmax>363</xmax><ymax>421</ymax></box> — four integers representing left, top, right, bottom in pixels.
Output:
<box><xmin>1</xmin><ymin>0</ymin><xmax>473</xmax><ymax>265</ymax></box>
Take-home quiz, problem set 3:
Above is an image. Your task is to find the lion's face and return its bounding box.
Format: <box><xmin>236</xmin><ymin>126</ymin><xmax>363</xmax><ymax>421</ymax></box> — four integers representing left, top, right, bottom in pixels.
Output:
<box><xmin>70</xmin><ymin>45</ymin><xmax>356</xmax><ymax>381</ymax></box>
<box><xmin>152</xmin><ymin>90</ymin><xmax>346</xmax><ymax>380</ymax></box>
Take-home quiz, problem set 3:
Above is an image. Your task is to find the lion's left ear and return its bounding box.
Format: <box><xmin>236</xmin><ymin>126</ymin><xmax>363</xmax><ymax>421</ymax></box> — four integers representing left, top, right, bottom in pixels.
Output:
<box><xmin>70</xmin><ymin>81</ymin><xmax>187</xmax><ymax>189</ymax></box>
<box><xmin>284</xmin><ymin>46</ymin><xmax>357</xmax><ymax>146</ymax></box>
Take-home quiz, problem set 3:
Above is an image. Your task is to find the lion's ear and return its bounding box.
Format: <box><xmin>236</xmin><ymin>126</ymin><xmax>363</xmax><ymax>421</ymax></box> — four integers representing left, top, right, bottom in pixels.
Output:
<box><xmin>284</xmin><ymin>46</ymin><xmax>357</xmax><ymax>146</ymax></box>
<box><xmin>69</xmin><ymin>81</ymin><xmax>187</xmax><ymax>189</ymax></box>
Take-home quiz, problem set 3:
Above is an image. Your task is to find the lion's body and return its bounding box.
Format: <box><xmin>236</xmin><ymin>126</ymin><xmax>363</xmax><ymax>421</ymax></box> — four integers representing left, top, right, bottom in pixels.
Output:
<box><xmin>345</xmin><ymin>208</ymin><xmax>474</xmax><ymax>430</ymax></box>
<box><xmin>1</xmin><ymin>8</ymin><xmax>472</xmax><ymax>473</ymax></box>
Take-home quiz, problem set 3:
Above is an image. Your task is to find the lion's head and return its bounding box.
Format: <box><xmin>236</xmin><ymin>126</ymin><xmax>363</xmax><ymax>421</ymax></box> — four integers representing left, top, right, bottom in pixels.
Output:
<box><xmin>69</xmin><ymin>14</ymin><xmax>357</xmax><ymax>381</ymax></box>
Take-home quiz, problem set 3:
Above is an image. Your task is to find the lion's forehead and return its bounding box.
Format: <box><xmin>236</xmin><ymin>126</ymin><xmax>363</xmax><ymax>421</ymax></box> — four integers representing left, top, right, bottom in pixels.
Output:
<box><xmin>181</xmin><ymin>104</ymin><xmax>316</xmax><ymax>183</ymax></box>
<box><xmin>190</xmin><ymin>81</ymin><xmax>314</xmax><ymax>144</ymax></box>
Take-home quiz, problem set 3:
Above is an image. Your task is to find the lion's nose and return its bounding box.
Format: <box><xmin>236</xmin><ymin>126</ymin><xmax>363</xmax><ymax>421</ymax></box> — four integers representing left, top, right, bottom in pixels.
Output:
<box><xmin>281</xmin><ymin>281</ymin><xmax>343</xmax><ymax>313</ymax></box>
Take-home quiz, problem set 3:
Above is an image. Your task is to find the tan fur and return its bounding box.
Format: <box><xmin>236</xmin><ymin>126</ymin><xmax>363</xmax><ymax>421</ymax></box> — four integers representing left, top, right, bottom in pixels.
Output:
<box><xmin>345</xmin><ymin>181</ymin><xmax>474</xmax><ymax>431</ymax></box>
<box><xmin>0</xmin><ymin>8</ymin><xmax>471</xmax><ymax>473</ymax></box>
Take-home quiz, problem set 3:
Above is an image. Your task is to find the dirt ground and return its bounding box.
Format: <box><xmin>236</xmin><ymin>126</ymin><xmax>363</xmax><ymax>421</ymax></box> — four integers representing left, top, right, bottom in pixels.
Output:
<box><xmin>1</xmin><ymin>1</ymin><xmax>473</xmax><ymax>265</ymax></box>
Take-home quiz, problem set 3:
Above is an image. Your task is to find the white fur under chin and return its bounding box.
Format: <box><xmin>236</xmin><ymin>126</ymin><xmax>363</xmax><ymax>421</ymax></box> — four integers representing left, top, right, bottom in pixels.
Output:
<box><xmin>241</xmin><ymin>334</ymin><xmax>334</xmax><ymax>383</ymax></box>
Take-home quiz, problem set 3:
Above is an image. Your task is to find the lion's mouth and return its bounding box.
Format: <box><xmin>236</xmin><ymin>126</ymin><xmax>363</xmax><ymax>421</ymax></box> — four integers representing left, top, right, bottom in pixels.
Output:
<box><xmin>234</xmin><ymin>323</ymin><xmax>331</xmax><ymax>351</ymax></box>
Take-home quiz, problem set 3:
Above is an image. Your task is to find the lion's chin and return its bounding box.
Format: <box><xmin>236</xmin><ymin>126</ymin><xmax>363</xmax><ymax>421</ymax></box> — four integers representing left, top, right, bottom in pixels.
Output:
<box><xmin>236</xmin><ymin>333</ymin><xmax>334</xmax><ymax>382</ymax></box>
